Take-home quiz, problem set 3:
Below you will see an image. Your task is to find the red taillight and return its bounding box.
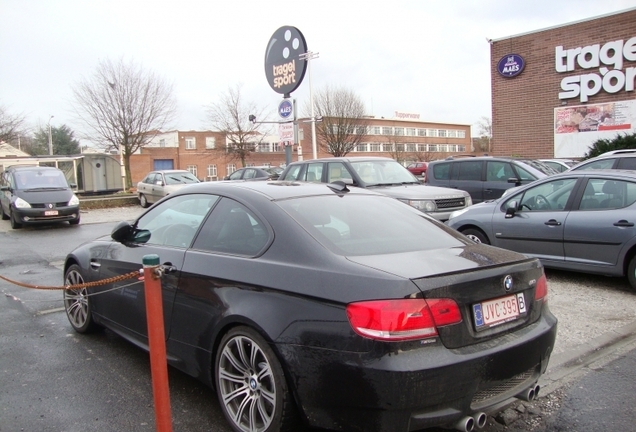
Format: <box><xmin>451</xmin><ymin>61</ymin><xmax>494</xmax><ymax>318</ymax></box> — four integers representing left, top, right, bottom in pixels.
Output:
<box><xmin>535</xmin><ymin>274</ymin><xmax>548</xmax><ymax>301</ymax></box>
<box><xmin>346</xmin><ymin>298</ymin><xmax>462</xmax><ymax>341</ymax></box>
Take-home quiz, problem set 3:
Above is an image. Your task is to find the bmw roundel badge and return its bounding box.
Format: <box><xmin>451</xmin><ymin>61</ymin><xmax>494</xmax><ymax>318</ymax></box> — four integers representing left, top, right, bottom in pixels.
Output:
<box><xmin>503</xmin><ymin>275</ymin><xmax>513</xmax><ymax>292</ymax></box>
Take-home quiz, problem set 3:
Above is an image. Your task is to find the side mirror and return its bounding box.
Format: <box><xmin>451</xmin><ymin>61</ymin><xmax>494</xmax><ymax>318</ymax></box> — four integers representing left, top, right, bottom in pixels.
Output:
<box><xmin>505</xmin><ymin>200</ymin><xmax>518</xmax><ymax>219</ymax></box>
<box><xmin>69</xmin><ymin>183</ymin><xmax>78</xmax><ymax>189</ymax></box>
<box><xmin>0</xmin><ymin>185</ymin><xmax>9</xmax><ymax>191</ymax></box>
<box><xmin>111</xmin><ymin>221</ymin><xmax>133</xmax><ymax>242</ymax></box>
<box><xmin>507</xmin><ymin>177</ymin><xmax>522</xmax><ymax>186</ymax></box>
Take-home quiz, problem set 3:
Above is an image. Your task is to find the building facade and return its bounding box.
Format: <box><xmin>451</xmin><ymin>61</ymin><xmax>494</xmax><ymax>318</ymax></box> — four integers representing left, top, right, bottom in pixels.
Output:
<box><xmin>490</xmin><ymin>8</ymin><xmax>636</xmax><ymax>159</ymax></box>
<box><xmin>129</xmin><ymin>117</ymin><xmax>471</xmax><ymax>183</ymax></box>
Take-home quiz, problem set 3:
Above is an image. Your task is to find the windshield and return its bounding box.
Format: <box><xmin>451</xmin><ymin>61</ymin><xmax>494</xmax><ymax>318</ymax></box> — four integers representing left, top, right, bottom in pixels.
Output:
<box><xmin>278</xmin><ymin>194</ymin><xmax>463</xmax><ymax>255</ymax></box>
<box><xmin>164</xmin><ymin>172</ymin><xmax>200</xmax><ymax>185</ymax></box>
<box><xmin>350</xmin><ymin>160</ymin><xmax>419</xmax><ymax>185</ymax></box>
<box><xmin>15</xmin><ymin>170</ymin><xmax>69</xmax><ymax>189</ymax></box>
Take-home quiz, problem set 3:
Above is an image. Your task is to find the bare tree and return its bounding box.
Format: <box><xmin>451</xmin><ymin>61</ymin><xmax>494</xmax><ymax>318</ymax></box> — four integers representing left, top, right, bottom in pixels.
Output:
<box><xmin>0</xmin><ymin>104</ymin><xmax>27</xmax><ymax>145</ymax></box>
<box><xmin>308</xmin><ymin>85</ymin><xmax>368</xmax><ymax>157</ymax></box>
<box><xmin>206</xmin><ymin>84</ymin><xmax>270</xmax><ymax>168</ymax></box>
<box><xmin>476</xmin><ymin>116</ymin><xmax>492</xmax><ymax>153</ymax></box>
<box><xmin>71</xmin><ymin>58</ymin><xmax>177</xmax><ymax>189</ymax></box>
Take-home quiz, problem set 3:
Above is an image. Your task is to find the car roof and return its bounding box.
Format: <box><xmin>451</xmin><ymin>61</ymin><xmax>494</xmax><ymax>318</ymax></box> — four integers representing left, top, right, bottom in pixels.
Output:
<box><xmin>9</xmin><ymin>165</ymin><xmax>60</xmax><ymax>171</ymax></box>
<box><xmin>287</xmin><ymin>156</ymin><xmax>394</xmax><ymax>165</ymax></box>
<box><xmin>151</xmin><ymin>170</ymin><xmax>192</xmax><ymax>174</ymax></box>
<box><xmin>171</xmin><ymin>179</ymin><xmax>386</xmax><ymax>201</ymax></box>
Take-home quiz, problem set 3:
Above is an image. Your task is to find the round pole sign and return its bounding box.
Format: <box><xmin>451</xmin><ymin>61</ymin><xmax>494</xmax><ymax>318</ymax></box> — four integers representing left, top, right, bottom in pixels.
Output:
<box><xmin>278</xmin><ymin>99</ymin><xmax>293</xmax><ymax>119</ymax></box>
<box><xmin>265</xmin><ymin>26</ymin><xmax>308</xmax><ymax>96</ymax></box>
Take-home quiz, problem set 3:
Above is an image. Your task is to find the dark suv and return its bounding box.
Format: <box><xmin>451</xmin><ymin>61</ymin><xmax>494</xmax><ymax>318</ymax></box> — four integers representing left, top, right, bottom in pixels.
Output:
<box><xmin>569</xmin><ymin>149</ymin><xmax>636</xmax><ymax>171</ymax></box>
<box><xmin>425</xmin><ymin>156</ymin><xmax>554</xmax><ymax>203</ymax></box>
<box><xmin>278</xmin><ymin>156</ymin><xmax>472</xmax><ymax>221</ymax></box>
<box><xmin>0</xmin><ymin>165</ymin><xmax>80</xmax><ymax>229</ymax></box>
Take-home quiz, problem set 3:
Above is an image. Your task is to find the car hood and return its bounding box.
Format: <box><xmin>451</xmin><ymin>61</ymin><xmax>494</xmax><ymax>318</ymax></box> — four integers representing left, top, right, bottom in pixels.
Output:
<box><xmin>15</xmin><ymin>188</ymin><xmax>74</xmax><ymax>204</ymax></box>
<box><xmin>367</xmin><ymin>184</ymin><xmax>466</xmax><ymax>199</ymax></box>
<box><xmin>346</xmin><ymin>243</ymin><xmax>526</xmax><ymax>279</ymax></box>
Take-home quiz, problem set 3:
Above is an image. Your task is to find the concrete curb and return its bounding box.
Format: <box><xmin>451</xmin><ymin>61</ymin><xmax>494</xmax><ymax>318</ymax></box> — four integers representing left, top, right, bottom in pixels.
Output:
<box><xmin>539</xmin><ymin>320</ymin><xmax>636</xmax><ymax>394</ymax></box>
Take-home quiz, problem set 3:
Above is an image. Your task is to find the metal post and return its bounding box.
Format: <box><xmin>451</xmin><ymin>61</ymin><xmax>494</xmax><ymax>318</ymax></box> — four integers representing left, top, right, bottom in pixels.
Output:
<box><xmin>299</xmin><ymin>51</ymin><xmax>319</xmax><ymax>159</ymax></box>
<box><xmin>48</xmin><ymin>115</ymin><xmax>54</xmax><ymax>156</ymax></box>
<box><xmin>142</xmin><ymin>254</ymin><xmax>173</xmax><ymax>432</ymax></box>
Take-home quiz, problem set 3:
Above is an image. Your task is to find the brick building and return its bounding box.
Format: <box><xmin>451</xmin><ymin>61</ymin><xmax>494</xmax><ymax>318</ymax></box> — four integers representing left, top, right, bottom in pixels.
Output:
<box><xmin>490</xmin><ymin>7</ymin><xmax>636</xmax><ymax>159</ymax></box>
<box><xmin>130</xmin><ymin>116</ymin><xmax>471</xmax><ymax>183</ymax></box>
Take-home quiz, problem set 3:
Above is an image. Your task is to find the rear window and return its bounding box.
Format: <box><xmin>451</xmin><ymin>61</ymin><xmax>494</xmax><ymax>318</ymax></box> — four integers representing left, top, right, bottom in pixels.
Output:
<box><xmin>278</xmin><ymin>195</ymin><xmax>464</xmax><ymax>256</ymax></box>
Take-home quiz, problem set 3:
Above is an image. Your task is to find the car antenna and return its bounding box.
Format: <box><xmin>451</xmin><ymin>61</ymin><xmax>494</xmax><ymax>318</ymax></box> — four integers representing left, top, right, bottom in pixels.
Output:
<box><xmin>327</xmin><ymin>181</ymin><xmax>350</xmax><ymax>193</ymax></box>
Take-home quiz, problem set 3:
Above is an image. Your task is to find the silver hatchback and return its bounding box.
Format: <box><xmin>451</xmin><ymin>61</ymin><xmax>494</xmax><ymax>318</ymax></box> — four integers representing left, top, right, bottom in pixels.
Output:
<box><xmin>136</xmin><ymin>170</ymin><xmax>199</xmax><ymax>207</ymax></box>
<box><xmin>446</xmin><ymin>169</ymin><xmax>636</xmax><ymax>290</ymax></box>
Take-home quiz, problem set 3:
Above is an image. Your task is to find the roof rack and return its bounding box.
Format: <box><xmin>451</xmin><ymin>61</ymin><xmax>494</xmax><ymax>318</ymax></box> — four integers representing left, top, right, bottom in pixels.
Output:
<box><xmin>599</xmin><ymin>149</ymin><xmax>636</xmax><ymax>156</ymax></box>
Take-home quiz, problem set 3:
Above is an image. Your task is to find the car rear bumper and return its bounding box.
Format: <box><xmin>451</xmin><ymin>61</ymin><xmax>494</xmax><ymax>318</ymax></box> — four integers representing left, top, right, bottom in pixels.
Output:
<box><xmin>277</xmin><ymin>310</ymin><xmax>557</xmax><ymax>432</ymax></box>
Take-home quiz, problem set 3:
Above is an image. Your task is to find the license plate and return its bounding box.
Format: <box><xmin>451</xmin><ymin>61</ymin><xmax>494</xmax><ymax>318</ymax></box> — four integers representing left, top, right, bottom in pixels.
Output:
<box><xmin>44</xmin><ymin>210</ymin><xmax>58</xmax><ymax>216</ymax></box>
<box><xmin>473</xmin><ymin>293</ymin><xmax>526</xmax><ymax>329</ymax></box>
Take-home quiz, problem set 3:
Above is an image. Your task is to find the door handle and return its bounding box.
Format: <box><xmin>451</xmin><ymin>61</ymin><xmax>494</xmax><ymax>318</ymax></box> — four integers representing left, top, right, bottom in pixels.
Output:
<box><xmin>544</xmin><ymin>219</ymin><xmax>562</xmax><ymax>226</ymax></box>
<box><xmin>614</xmin><ymin>220</ymin><xmax>635</xmax><ymax>227</ymax></box>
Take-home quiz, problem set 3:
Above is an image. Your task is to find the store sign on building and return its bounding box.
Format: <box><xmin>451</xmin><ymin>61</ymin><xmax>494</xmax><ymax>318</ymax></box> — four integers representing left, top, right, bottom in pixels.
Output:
<box><xmin>264</xmin><ymin>26</ymin><xmax>308</xmax><ymax>96</ymax></box>
<box><xmin>556</xmin><ymin>36</ymin><xmax>636</xmax><ymax>102</ymax></box>
<box><xmin>497</xmin><ymin>54</ymin><xmax>525</xmax><ymax>78</ymax></box>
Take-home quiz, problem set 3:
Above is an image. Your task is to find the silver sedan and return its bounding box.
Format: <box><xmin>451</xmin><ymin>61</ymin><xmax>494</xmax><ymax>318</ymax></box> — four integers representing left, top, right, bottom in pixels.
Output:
<box><xmin>446</xmin><ymin>169</ymin><xmax>636</xmax><ymax>291</ymax></box>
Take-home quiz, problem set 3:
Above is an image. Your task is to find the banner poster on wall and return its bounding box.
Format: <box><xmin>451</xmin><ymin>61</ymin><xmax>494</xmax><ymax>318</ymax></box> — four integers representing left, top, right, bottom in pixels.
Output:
<box><xmin>554</xmin><ymin>99</ymin><xmax>636</xmax><ymax>158</ymax></box>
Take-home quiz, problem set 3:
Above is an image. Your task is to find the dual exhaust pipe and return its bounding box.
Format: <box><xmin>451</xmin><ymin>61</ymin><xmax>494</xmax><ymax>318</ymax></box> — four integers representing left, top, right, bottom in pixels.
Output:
<box><xmin>454</xmin><ymin>412</ymin><xmax>487</xmax><ymax>432</ymax></box>
<box><xmin>515</xmin><ymin>383</ymin><xmax>541</xmax><ymax>402</ymax></box>
<box><xmin>452</xmin><ymin>383</ymin><xmax>540</xmax><ymax>431</ymax></box>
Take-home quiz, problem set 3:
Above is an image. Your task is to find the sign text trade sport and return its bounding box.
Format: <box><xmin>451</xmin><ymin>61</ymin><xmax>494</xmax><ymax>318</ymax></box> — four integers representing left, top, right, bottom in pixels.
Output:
<box><xmin>557</xmin><ymin>37</ymin><xmax>636</xmax><ymax>102</ymax></box>
<box><xmin>273</xmin><ymin>60</ymin><xmax>296</xmax><ymax>89</ymax></box>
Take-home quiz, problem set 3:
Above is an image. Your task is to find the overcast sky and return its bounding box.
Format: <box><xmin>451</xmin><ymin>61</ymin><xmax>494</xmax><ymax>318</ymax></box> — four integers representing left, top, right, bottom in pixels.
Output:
<box><xmin>1</xmin><ymin>0</ymin><xmax>635</xmax><ymax>139</ymax></box>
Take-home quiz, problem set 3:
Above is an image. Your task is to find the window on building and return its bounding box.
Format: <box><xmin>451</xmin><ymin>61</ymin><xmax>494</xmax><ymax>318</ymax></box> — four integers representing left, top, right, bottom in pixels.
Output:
<box><xmin>355</xmin><ymin>126</ymin><xmax>368</xmax><ymax>134</ymax></box>
<box><xmin>159</xmin><ymin>139</ymin><xmax>166</xmax><ymax>147</ymax></box>
<box><xmin>372</xmin><ymin>126</ymin><xmax>381</xmax><ymax>135</ymax></box>
<box><xmin>448</xmin><ymin>130</ymin><xmax>457</xmax><ymax>138</ymax></box>
<box><xmin>458</xmin><ymin>131</ymin><xmax>465</xmax><ymax>138</ymax></box>
<box><xmin>187</xmin><ymin>165</ymin><xmax>198</xmax><ymax>178</ymax></box>
<box><xmin>395</xmin><ymin>143</ymin><xmax>404</xmax><ymax>152</ymax></box>
<box><xmin>382</xmin><ymin>143</ymin><xmax>394</xmax><ymax>152</ymax></box>
<box><xmin>406</xmin><ymin>128</ymin><xmax>416</xmax><ymax>136</ymax></box>
<box><xmin>417</xmin><ymin>129</ymin><xmax>426</xmax><ymax>136</ymax></box>
<box><xmin>207</xmin><ymin>164</ymin><xmax>218</xmax><ymax>180</ymax></box>
<box><xmin>429</xmin><ymin>144</ymin><xmax>438</xmax><ymax>152</ymax></box>
<box><xmin>381</xmin><ymin>127</ymin><xmax>392</xmax><ymax>135</ymax></box>
<box><xmin>406</xmin><ymin>143</ymin><xmax>416</xmax><ymax>152</ymax></box>
<box><xmin>438</xmin><ymin>130</ymin><xmax>447</xmax><ymax>138</ymax></box>
<box><xmin>394</xmin><ymin>127</ymin><xmax>404</xmax><ymax>136</ymax></box>
<box><xmin>427</xmin><ymin>129</ymin><xmax>438</xmax><ymax>137</ymax></box>
<box><xmin>205</xmin><ymin>137</ymin><xmax>216</xmax><ymax>149</ymax></box>
<box><xmin>185</xmin><ymin>137</ymin><xmax>196</xmax><ymax>149</ymax></box>
<box><xmin>226</xmin><ymin>164</ymin><xmax>236</xmax><ymax>176</ymax></box>
<box><xmin>355</xmin><ymin>143</ymin><xmax>368</xmax><ymax>152</ymax></box>
<box><xmin>369</xmin><ymin>143</ymin><xmax>381</xmax><ymax>152</ymax></box>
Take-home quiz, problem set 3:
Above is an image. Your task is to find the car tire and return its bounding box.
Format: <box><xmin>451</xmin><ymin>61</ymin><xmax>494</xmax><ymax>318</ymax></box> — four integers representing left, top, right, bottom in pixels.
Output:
<box><xmin>139</xmin><ymin>194</ymin><xmax>149</xmax><ymax>208</ymax></box>
<box><xmin>10</xmin><ymin>209</ymin><xmax>22</xmax><ymax>229</ymax></box>
<box><xmin>69</xmin><ymin>216</ymin><xmax>81</xmax><ymax>225</ymax></box>
<box><xmin>462</xmin><ymin>228</ymin><xmax>490</xmax><ymax>245</ymax></box>
<box><xmin>215</xmin><ymin>326</ymin><xmax>299</xmax><ymax>432</ymax></box>
<box><xmin>627</xmin><ymin>256</ymin><xmax>636</xmax><ymax>292</ymax></box>
<box><xmin>63</xmin><ymin>264</ymin><xmax>99</xmax><ymax>333</ymax></box>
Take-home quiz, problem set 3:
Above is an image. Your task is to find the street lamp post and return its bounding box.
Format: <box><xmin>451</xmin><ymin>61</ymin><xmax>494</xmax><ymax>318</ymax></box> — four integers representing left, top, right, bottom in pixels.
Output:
<box><xmin>299</xmin><ymin>51</ymin><xmax>319</xmax><ymax>159</ymax></box>
<box><xmin>48</xmin><ymin>115</ymin><xmax>54</xmax><ymax>155</ymax></box>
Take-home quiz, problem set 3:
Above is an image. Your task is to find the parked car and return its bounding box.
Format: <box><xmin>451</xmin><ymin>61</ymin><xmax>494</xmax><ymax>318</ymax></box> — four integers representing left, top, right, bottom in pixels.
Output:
<box><xmin>446</xmin><ymin>169</ymin><xmax>636</xmax><ymax>290</ymax></box>
<box><xmin>406</xmin><ymin>161</ymin><xmax>428</xmax><ymax>178</ymax></box>
<box><xmin>223</xmin><ymin>166</ymin><xmax>283</xmax><ymax>181</ymax></box>
<box><xmin>63</xmin><ymin>180</ymin><xmax>556</xmax><ymax>432</ymax></box>
<box><xmin>426</xmin><ymin>156</ymin><xmax>553</xmax><ymax>203</ymax></box>
<box><xmin>0</xmin><ymin>165</ymin><xmax>80</xmax><ymax>229</ymax></box>
<box><xmin>539</xmin><ymin>159</ymin><xmax>578</xmax><ymax>172</ymax></box>
<box><xmin>136</xmin><ymin>170</ymin><xmax>200</xmax><ymax>208</ymax></box>
<box><xmin>278</xmin><ymin>157</ymin><xmax>472</xmax><ymax>221</ymax></box>
<box><xmin>568</xmin><ymin>149</ymin><xmax>636</xmax><ymax>171</ymax></box>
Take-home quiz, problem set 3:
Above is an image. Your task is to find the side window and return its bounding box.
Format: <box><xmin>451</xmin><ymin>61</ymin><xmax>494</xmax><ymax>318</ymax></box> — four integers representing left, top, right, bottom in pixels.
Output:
<box><xmin>456</xmin><ymin>161</ymin><xmax>482</xmax><ymax>181</ymax></box>
<box><xmin>135</xmin><ymin>194</ymin><xmax>219</xmax><ymax>247</ymax></box>
<box><xmin>327</xmin><ymin>162</ymin><xmax>352</xmax><ymax>182</ymax></box>
<box><xmin>228</xmin><ymin>170</ymin><xmax>243</xmax><ymax>180</ymax></box>
<box><xmin>617</xmin><ymin>158</ymin><xmax>636</xmax><ymax>170</ymax></box>
<box><xmin>243</xmin><ymin>169</ymin><xmax>256</xmax><ymax>179</ymax></box>
<box><xmin>515</xmin><ymin>178</ymin><xmax>577</xmax><ymax>211</ymax></box>
<box><xmin>513</xmin><ymin>165</ymin><xmax>536</xmax><ymax>181</ymax></box>
<box><xmin>303</xmin><ymin>163</ymin><xmax>323</xmax><ymax>182</ymax></box>
<box><xmin>587</xmin><ymin>179</ymin><xmax>635</xmax><ymax>210</ymax></box>
<box><xmin>578</xmin><ymin>158</ymin><xmax>616</xmax><ymax>170</ymax></box>
<box><xmin>486</xmin><ymin>161</ymin><xmax>514</xmax><ymax>182</ymax></box>
<box><xmin>281</xmin><ymin>165</ymin><xmax>302</xmax><ymax>181</ymax></box>
<box><xmin>432</xmin><ymin>162</ymin><xmax>451</xmax><ymax>180</ymax></box>
<box><xmin>193</xmin><ymin>198</ymin><xmax>269</xmax><ymax>256</ymax></box>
